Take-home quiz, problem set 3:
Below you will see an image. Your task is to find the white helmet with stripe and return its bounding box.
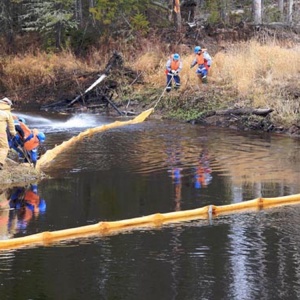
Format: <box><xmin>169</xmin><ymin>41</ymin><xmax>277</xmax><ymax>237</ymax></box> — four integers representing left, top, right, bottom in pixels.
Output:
<box><xmin>0</xmin><ymin>97</ymin><xmax>12</xmax><ymax>106</ymax></box>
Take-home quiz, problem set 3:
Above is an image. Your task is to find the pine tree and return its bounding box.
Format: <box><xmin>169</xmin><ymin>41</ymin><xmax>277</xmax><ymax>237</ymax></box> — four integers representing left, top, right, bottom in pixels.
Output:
<box><xmin>21</xmin><ymin>0</ymin><xmax>78</xmax><ymax>49</ymax></box>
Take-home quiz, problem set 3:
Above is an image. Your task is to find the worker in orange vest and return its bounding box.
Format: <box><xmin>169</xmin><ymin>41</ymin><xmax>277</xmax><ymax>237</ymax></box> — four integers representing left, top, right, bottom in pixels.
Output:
<box><xmin>23</xmin><ymin>129</ymin><xmax>46</xmax><ymax>167</ymax></box>
<box><xmin>8</xmin><ymin>184</ymin><xmax>46</xmax><ymax>232</ymax></box>
<box><xmin>24</xmin><ymin>184</ymin><xmax>46</xmax><ymax>216</ymax></box>
<box><xmin>190</xmin><ymin>46</ymin><xmax>212</xmax><ymax>84</ymax></box>
<box><xmin>10</xmin><ymin>117</ymin><xmax>46</xmax><ymax>167</ymax></box>
<box><xmin>165</xmin><ymin>53</ymin><xmax>183</xmax><ymax>92</ymax></box>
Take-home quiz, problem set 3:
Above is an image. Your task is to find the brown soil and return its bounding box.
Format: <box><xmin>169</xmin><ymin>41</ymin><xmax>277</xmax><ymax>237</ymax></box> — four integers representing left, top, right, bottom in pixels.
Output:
<box><xmin>0</xmin><ymin>157</ymin><xmax>46</xmax><ymax>189</ymax></box>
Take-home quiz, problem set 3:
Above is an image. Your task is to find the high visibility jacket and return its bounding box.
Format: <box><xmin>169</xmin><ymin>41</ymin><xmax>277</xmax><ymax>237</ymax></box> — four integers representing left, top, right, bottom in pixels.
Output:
<box><xmin>0</xmin><ymin>103</ymin><xmax>16</xmax><ymax>137</ymax></box>
<box><xmin>24</xmin><ymin>190</ymin><xmax>39</xmax><ymax>204</ymax></box>
<box><xmin>170</xmin><ymin>59</ymin><xmax>180</xmax><ymax>71</ymax></box>
<box><xmin>196</xmin><ymin>53</ymin><xmax>205</xmax><ymax>65</ymax></box>
<box><xmin>24</xmin><ymin>128</ymin><xmax>40</xmax><ymax>151</ymax></box>
<box><xmin>191</xmin><ymin>50</ymin><xmax>212</xmax><ymax>70</ymax></box>
<box><xmin>19</xmin><ymin>122</ymin><xmax>32</xmax><ymax>141</ymax></box>
<box><xmin>165</xmin><ymin>55</ymin><xmax>183</xmax><ymax>74</ymax></box>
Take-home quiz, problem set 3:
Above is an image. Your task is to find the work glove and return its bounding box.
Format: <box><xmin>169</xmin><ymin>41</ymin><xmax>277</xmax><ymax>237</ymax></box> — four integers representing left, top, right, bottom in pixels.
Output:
<box><xmin>172</xmin><ymin>70</ymin><xmax>178</xmax><ymax>75</ymax></box>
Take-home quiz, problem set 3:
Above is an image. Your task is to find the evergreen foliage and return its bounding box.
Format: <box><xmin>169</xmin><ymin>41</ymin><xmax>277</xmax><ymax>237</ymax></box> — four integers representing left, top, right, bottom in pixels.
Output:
<box><xmin>0</xmin><ymin>0</ymin><xmax>299</xmax><ymax>53</ymax></box>
<box><xmin>21</xmin><ymin>0</ymin><xmax>78</xmax><ymax>49</ymax></box>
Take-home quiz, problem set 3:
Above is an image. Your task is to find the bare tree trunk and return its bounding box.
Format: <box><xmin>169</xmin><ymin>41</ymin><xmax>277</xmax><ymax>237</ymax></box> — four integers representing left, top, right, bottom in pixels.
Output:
<box><xmin>75</xmin><ymin>0</ymin><xmax>83</xmax><ymax>26</ymax></box>
<box><xmin>174</xmin><ymin>0</ymin><xmax>182</xmax><ymax>30</ymax></box>
<box><xmin>168</xmin><ymin>0</ymin><xmax>173</xmax><ymax>22</ymax></box>
<box><xmin>2</xmin><ymin>0</ymin><xmax>15</xmax><ymax>54</ymax></box>
<box><xmin>89</xmin><ymin>0</ymin><xmax>94</xmax><ymax>8</ymax></box>
<box><xmin>220</xmin><ymin>0</ymin><xmax>228</xmax><ymax>23</ymax></box>
<box><xmin>278</xmin><ymin>0</ymin><xmax>284</xmax><ymax>21</ymax></box>
<box><xmin>253</xmin><ymin>0</ymin><xmax>262</xmax><ymax>24</ymax></box>
<box><xmin>288</xmin><ymin>0</ymin><xmax>293</xmax><ymax>24</ymax></box>
<box><xmin>55</xmin><ymin>22</ymin><xmax>62</xmax><ymax>49</ymax></box>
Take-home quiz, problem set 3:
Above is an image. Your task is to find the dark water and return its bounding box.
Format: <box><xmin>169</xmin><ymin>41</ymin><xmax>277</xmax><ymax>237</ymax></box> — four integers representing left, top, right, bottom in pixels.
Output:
<box><xmin>0</xmin><ymin>111</ymin><xmax>300</xmax><ymax>300</ymax></box>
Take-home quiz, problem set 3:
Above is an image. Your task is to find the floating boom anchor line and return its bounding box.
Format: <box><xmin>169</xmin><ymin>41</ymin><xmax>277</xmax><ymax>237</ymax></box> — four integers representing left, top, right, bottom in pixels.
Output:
<box><xmin>0</xmin><ymin>193</ymin><xmax>300</xmax><ymax>251</ymax></box>
<box><xmin>36</xmin><ymin>108</ymin><xmax>154</xmax><ymax>171</ymax></box>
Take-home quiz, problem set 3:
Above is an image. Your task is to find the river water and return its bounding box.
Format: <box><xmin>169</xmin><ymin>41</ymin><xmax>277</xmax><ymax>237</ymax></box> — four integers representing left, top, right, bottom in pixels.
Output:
<box><xmin>0</xmin><ymin>111</ymin><xmax>299</xmax><ymax>300</ymax></box>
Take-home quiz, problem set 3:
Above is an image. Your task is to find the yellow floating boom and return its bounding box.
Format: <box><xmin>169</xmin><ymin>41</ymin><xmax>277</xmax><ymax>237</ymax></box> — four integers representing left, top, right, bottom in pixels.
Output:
<box><xmin>0</xmin><ymin>193</ymin><xmax>299</xmax><ymax>251</ymax></box>
<box><xmin>36</xmin><ymin>108</ymin><xmax>154</xmax><ymax>171</ymax></box>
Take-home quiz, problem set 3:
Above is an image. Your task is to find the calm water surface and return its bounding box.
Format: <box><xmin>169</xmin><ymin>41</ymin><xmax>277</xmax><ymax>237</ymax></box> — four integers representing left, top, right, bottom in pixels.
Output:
<box><xmin>0</xmin><ymin>111</ymin><xmax>300</xmax><ymax>300</ymax></box>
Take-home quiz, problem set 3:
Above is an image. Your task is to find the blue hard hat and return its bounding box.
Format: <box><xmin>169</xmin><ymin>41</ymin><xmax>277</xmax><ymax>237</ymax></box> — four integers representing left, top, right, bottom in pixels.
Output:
<box><xmin>194</xmin><ymin>46</ymin><xmax>202</xmax><ymax>53</ymax></box>
<box><xmin>18</xmin><ymin>117</ymin><xmax>26</xmax><ymax>124</ymax></box>
<box><xmin>37</xmin><ymin>132</ymin><xmax>45</xmax><ymax>142</ymax></box>
<box><xmin>173</xmin><ymin>53</ymin><xmax>180</xmax><ymax>60</ymax></box>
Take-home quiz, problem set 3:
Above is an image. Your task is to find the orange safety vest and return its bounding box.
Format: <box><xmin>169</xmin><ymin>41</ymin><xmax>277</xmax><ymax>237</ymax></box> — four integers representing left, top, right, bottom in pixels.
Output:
<box><xmin>24</xmin><ymin>128</ymin><xmax>39</xmax><ymax>151</ymax></box>
<box><xmin>196</xmin><ymin>53</ymin><xmax>205</xmax><ymax>65</ymax></box>
<box><xmin>195</xmin><ymin>52</ymin><xmax>209</xmax><ymax>70</ymax></box>
<box><xmin>165</xmin><ymin>55</ymin><xmax>180</xmax><ymax>74</ymax></box>
<box><xmin>24</xmin><ymin>190</ymin><xmax>39</xmax><ymax>204</ymax></box>
<box><xmin>170</xmin><ymin>60</ymin><xmax>180</xmax><ymax>71</ymax></box>
<box><xmin>19</xmin><ymin>122</ymin><xmax>32</xmax><ymax>140</ymax></box>
<box><xmin>24</xmin><ymin>190</ymin><xmax>41</xmax><ymax>214</ymax></box>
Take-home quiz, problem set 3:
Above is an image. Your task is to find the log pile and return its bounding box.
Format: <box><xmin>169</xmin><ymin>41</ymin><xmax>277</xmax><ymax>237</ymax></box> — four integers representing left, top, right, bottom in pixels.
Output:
<box><xmin>40</xmin><ymin>52</ymin><xmax>125</xmax><ymax>115</ymax></box>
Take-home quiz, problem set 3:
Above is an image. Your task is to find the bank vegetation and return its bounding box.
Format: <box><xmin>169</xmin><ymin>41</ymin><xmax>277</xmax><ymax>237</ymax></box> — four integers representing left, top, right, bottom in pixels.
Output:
<box><xmin>0</xmin><ymin>0</ymin><xmax>299</xmax><ymax>134</ymax></box>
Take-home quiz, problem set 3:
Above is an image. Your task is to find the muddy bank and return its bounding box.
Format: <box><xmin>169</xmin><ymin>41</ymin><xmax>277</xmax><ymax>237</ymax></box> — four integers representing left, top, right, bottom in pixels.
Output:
<box><xmin>0</xmin><ymin>158</ymin><xmax>46</xmax><ymax>188</ymax></box>
<box><xmin>189</xmin><ymin>107</ymin><xmax>300</xmax><ymax>137</ymax></box>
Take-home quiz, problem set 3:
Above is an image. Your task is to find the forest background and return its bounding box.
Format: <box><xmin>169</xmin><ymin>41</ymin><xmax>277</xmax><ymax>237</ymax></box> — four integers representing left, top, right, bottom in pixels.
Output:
<box><xmin>0</xmin><ymin>0</ymin><xmax>299</xmax><ymax>135</ymax></box>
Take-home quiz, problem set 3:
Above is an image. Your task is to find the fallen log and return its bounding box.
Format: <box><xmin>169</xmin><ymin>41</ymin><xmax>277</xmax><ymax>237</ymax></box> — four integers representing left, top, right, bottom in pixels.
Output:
<box><xmin>215</xmin><ymin>108</ymin><xmax>274</xmax><ymax>117</ymax></box>
<box><xmin>190</xmin><ymin>107</ymin><xmax>278</xmax><ymax>133</ymax></box>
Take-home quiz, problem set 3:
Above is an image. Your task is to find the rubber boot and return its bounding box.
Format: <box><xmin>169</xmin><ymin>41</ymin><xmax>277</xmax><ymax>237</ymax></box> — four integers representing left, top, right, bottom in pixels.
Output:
<box><xmin>202</xmin><ymin>76</ymin><xmax>208</xmax><ymax>84</ymax></box>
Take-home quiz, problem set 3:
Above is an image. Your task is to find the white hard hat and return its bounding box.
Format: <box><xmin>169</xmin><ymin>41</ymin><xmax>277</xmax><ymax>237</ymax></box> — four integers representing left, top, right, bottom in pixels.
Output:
<box><xmin>0</xmin><ymin>97</ymin><xmax>12</xmax><ymax>106</ymax></box>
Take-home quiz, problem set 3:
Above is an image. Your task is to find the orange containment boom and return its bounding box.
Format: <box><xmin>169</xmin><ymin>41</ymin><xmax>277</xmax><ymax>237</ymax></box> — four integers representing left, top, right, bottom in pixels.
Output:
<box><xmin>36</xmin><ymin>108</ymin><xmax>154</xmax><ymax>171</ymax></box>
<box><xmin>0</xmin><ymin>193</ymin><xmax>300</xmax><ymax>251</ymax></box>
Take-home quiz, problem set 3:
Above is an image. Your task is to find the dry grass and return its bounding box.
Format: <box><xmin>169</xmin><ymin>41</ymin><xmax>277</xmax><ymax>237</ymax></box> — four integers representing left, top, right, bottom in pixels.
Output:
<box><xmin>129</xmin><ymin>39</ymin><xmax>300</xmax><ymax>126</ymax></box>
<box><xmin>3</xmin><ymin>50</ymin><xmax>94</xmax><ymax>90</ymax></box>
<box><xmin>2</xmin><ymin>39</ymin><xmax>299</xmax><ymax>126</ymax></box>
<box><xmin>212</xmin><ymin>41</ymin><xmax>300</xmax><ymax>99</ymax></box>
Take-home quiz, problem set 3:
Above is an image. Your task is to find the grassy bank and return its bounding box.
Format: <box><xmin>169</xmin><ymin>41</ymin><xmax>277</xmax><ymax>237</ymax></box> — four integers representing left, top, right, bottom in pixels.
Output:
<box><xmin>1</xmin><ymin>39</ymin><xmax>299</xmax><ymax>127</ymax></box>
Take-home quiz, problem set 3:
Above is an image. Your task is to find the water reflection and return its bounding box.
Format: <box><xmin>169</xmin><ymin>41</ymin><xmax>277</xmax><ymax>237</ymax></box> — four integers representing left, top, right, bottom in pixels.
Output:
<box><xmin>0</xmin><ymin>184</ymin><xmax>46</xmax><ymax>239</ymax></box>
<box><xmin>193</xmin><ymin>149</ymin><xmax>212</xmax><ymax>189</ymax></box>
<box><xmin>167</xmin><ymin>147</ymin><xmax>183</xmax><ymax>211</ymax></box>
<box><xmin>167</xmin><ymin>146</ymin><xmax>213</xmax><ymax>211</ymax></box>
<box><xmin>0</xmin><ymin>110</ymin><xmax>299</xmax><ymax>299</ymax></box>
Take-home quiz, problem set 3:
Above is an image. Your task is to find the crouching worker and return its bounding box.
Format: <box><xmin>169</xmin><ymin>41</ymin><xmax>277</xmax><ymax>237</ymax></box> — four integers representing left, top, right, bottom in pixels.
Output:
<box><xmin>9</xmin><ymin>116</ymin><xmax>26</xmax><ymax>160</ymax></box>
<box><xmin>190</xmin><ymin>46</ymin><xmax>212</xmax><ymax>84</ymax></box>
<box><xmin>0</xmin><ymin>98</ymin><xmax>16</xmax><ymax>170</ymax></box>
<box><xmin>9</xmin><ymin>116</ymin><xmax>46</xmax><ymax>167</ymax></box>
<box><xmin>23</xmin><ymin>129</ymin><xmax>46</xmax><ymax>167</ymax></box>
<box><xmin>165</xmin><ymin>53</ymin><xmax>183</xmax><ymax>92</ymax></box>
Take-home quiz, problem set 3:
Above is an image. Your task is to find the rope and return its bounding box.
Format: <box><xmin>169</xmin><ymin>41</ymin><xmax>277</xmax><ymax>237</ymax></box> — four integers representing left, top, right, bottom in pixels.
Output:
<box><xmin>153</xmin><ymin>74</ymin><xmax>174</xmax><ymax>109</ymax></box>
